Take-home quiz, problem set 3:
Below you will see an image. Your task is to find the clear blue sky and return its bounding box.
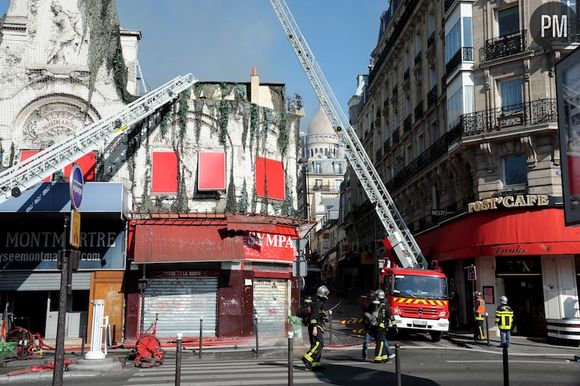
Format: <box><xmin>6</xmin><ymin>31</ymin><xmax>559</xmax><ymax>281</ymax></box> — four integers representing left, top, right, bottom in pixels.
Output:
<box><xmin>1</xmin><ymin>0</ymin><xmax>387</xmax><ymax>128</ymax></box>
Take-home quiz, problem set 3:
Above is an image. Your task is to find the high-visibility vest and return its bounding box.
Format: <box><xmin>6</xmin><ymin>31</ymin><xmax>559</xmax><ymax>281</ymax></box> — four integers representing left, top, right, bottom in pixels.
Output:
<box><xmin>475</xmin><ymin>297</ymin><xmax>486</xmax><ymax>320</ymax></box>
<box><xmin>495</xmin><ymin>305</ymin><xmax>514</xmax><ymax>330</ymax></box>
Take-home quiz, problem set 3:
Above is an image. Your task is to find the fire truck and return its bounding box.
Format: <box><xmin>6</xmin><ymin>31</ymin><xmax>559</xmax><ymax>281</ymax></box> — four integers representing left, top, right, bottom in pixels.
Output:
<box><xmin>269</xmin><ymin>0</ymin><xmax>450</xmax><ymax>342</ymax></box>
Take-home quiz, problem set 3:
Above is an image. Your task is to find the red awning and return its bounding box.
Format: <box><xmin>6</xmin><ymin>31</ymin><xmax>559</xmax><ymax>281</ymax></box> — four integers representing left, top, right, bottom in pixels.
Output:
<box><xmin>416</xmin><ymin>208</ymin><xmax>580</xmax><ymax>261</ymax></box>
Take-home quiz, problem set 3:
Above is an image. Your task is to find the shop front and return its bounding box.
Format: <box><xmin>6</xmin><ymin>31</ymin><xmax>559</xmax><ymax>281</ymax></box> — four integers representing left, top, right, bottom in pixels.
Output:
<box><xmin>417</xmin><ymin>205</ymin><xmax>580</xmax><ymax>336</ymax></box>
<box><xmin>127</xmin><ymin>214</ymin><xmax>299</xmax><ymax>341</ymax></box>
<box><xmin>0</xmin><ymin>183</ymin><xmax>127</xmax><ymax>342</ymax></box>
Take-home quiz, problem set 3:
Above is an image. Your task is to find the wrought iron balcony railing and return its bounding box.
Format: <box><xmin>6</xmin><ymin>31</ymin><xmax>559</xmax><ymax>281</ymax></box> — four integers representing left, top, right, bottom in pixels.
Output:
<box><xmin>481</xmin><ymin>30</ymin><xmax>526</xmax><ymax>62</ymax></box>
<box><xmin>383</xmin><ymin>138</ymin><xmax>391</xmax><ymax>153</ymax></box>
<box><xmin>392</xmin><ymin>128</ymin><xmax>400</xmax><ymax>145</ymax></box>
<box><xmin>460</xmin><ymin>98</ymin><xmax>557</xmax><ymax>136</ymax></box>
<box><xmin>415</xmin><ymin>51</ymin><xmax>422</xmax><ymax>65</ymax></box>
<box><xmin>404</xmin><ymin>68</ymin><xmax>410</xmax><ymax>80</ymax></box>
<box><xmin>445</xmin><ymin>47</ymin><xmax>473</xmax><ymax>77</ymax></box>
<box><xmin>427</xmin><ymin>32</ymin><xmax>435</xmax><ymax>47</ymax></box>
<box><xmin>386</xmin><ymin>123</ymin><xmax>462</xmax><ymax>191</ymax></box>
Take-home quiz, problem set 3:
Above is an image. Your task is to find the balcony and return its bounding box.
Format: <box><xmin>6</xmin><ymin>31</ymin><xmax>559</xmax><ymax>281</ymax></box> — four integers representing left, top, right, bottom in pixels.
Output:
<box><xmin>481</xmin><ymin>30</ymin><xmax>526</xmax><ymax>62</ymax></box>
<box><xmin>414</xmin><ymin>101</ymin><xmax>424</xmax><ymax>121</ymax></box>
<box><xmin>427</xmin><ymin>86</ymin><xmax>437</xmax><ymax>108</ymax></box>
<box><xmin>386</xmin><ymin>123</ymin><xmax>462</xmax><ymax>191</ymax></box>
<box><xmin>445</xmin><ymin>47</ymin><xmax>473</xmax><ymax>77</ymax></box>
<box><xmin>312</xmin><ymin>184</ymin><xmax>332</xmax><ymax>192</ymax></box>
<box><xmin>459</xmin><ymin>98</ymin><xmax>557</xmax><ymax>137</ymax></box>
<box><xmin>403</xmin><ymin>68</ymin><xmax>410</xmax><ymax>81</ymax></box>
<box><xmin>427</xmin><ymin>32</ymin><xmax>435</xmax><ymax>47</ymax></box>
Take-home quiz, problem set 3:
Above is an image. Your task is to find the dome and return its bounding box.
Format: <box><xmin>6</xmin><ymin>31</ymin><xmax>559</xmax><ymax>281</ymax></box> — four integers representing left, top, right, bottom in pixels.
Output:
<box><xmin>308</xmin><ymin>106</ymin><xmax>337</xmax><ymax>138</ymax></box>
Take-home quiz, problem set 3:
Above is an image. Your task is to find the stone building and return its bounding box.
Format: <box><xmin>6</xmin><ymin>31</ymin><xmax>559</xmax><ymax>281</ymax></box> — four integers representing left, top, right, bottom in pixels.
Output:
<box><xmin>0</xmin><ymin>0</ymin><xmax>302</xmax><ymax>344</ymax></box>
<box><xmin>344</xmin><ymin>0</ymin><xmax>580</xmax><ymax>337</ymax></box>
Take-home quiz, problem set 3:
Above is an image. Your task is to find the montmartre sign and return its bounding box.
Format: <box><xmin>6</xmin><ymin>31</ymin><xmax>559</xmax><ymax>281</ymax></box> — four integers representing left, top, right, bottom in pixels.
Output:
<box><xmin>468</xmin><ymin>194</ymin><xmax>550</xmax><ymax>213</ymax></box>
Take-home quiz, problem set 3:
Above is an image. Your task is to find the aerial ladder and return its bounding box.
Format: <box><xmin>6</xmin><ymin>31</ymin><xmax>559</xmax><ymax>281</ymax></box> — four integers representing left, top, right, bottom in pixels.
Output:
<box><xmin>0</xmin><ymin>74</ymin><xmax>196</xmax><ymax>204</ymax></box>
<box><xmin>269</xmin><ymin>0</ymin><xmax>427</xmax><ymax>269</ymax></box>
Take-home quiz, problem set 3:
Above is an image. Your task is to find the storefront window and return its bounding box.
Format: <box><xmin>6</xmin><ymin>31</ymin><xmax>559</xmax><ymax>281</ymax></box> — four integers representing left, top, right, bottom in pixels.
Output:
<box><xmin>496</xmin><ymin>256</ymin><xmax>542</xmax><ymax>276</ymax></box>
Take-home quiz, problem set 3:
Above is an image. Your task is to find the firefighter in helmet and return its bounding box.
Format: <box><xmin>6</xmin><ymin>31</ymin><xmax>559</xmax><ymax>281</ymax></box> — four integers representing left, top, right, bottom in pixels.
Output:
<box><xmin>473</xmin><ymin>291</ymin><xmax>486</xmax><ymax>341</ymax></box>
<box><xmin>373</xmin><ymin>289</ymin><xmax>397</xmax><ymax>363</ymax></box>
<box><xmin>302</xmin><ymin>285</ymin><xmax>329</xmax><ymax>370</ymax></box>
<box><xmin>496</xmin><ymin>296</ymin><xmax>514</xmax><ymax>348</ymax></box>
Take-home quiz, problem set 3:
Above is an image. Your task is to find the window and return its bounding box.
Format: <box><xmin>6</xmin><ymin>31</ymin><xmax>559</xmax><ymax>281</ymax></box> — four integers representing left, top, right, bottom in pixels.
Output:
<box><xmin>498</xmin><ymin>6</ymin><xmax>519</xmax><ymax>37</ymax></box>
<box><xmin>314</xmin><ymin>162</ymin><xmax>322</xmax><ymax>173</ymax></box>
<box><xmin>445</xmin><ymin>20</ymin><xmax>461</xmax><ymax>62</ymax></box>
<box><xmin>405</xmin><ymin>145</ymin><xmax>412</xmax><ymax>165</ymax></box>
<box><xmin>417</xmin><ymin>133</ymin><xmax>425</xmax><ymax>154</ymax></box>
<box><xmin>335</xmin><ymin>179</ymin><xmax>342</xmax><ymax>190</ymax></box>
<box><xmin>315</xmin><ymin>179</ymin><xmax>322</xmax><ymax>187</ymax></box>
<box><xmin>415</xmin><ymin>33</ymin><xmax>422</xmax><ymax>54</ymax></box>
<box><xmin>429</xmin><ymin>67</ymin><xmax>437</xmax><ymax>89</ymax></box>
<box><xmin>499</xmin><ymin>78</ymin><xmax>523</xmax><ymax>111</ymax></box>
<box><xmin>198</xmin><ymin>151</ymin><xmax>226</xmax><ymax>191</ymax></box>
<box><xmin>503</xmin><ymin>155</ymin><xmax>528</xmax><ymax>186</ymax></box>
<box><xmin>463</xmin><ymin>17</ymin><xmax>473</xmax><ymax>47</ymax></box>
<box><xmin>430</xmin><ymin>122</ymin><xmax>439</xmax><ymax>144</ymax></box>
<box><xmin>447</xmin><ymin>87</ymin><xmax>463</xmax><ymax>129</ymax></box>
<box><xmin>152</xmin><ymin>152</ymin><xmax>178</xmax><ymax>193</ymax></box>
<box><xmin>428</xmin><ymin>14</ymin><xmax>435</xmax><ymax>34</ymax></box>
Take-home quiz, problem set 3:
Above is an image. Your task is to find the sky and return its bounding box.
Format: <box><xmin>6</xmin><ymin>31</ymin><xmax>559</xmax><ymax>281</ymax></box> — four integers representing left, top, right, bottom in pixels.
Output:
<box><xmin>0</xmin><ymin>0</ymin><xmax>387</xmax><ymax>129</ymax></box>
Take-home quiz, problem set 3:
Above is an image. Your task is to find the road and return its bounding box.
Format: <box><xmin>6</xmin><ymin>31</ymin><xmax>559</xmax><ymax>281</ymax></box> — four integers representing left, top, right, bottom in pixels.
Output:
<box><xmin>11</xmin><ymin>343</ymin><xmax>579</xmax><ymax>386</ymax></box>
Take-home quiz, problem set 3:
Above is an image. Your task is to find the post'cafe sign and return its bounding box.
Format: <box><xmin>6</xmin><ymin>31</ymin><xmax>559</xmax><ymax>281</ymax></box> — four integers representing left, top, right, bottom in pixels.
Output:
<box><xmin>468</xmin><ymin>194</ymin><xmax>549</xmax><ymax>213</ymax></box>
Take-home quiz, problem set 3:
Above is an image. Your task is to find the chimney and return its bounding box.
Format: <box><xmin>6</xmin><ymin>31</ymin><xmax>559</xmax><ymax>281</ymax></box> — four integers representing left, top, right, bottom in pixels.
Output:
<box><xmin>250</xmin><ymin>67</ymin><xmax>260</xmax><ymax>104</ymax></box>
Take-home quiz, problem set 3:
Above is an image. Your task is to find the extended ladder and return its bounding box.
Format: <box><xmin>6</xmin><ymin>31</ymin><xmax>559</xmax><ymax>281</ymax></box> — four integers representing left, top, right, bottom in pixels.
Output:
<box><xmin>269</xmin><ymin>0</ymin><xmax>426</xmax><ymax>269</ymax></box>
<box><xmin>0</xmin><ymin>74</ymin><xmax>196</xmax><ymax>204</ymax></box>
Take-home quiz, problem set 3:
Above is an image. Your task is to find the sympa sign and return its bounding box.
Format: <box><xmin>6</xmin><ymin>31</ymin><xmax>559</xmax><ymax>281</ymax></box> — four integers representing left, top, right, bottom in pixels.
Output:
<box><xmin>243</xmin><ymin>231</ymin><xmax>297</xmax><ymax>262</ymax></box>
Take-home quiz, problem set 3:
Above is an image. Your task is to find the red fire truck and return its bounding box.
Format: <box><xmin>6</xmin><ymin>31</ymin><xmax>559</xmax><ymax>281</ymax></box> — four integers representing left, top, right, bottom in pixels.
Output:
<box><xmin>380</xmin><ymin>257</ymin><xmax>449</xmax><ymax>342</ymax></box>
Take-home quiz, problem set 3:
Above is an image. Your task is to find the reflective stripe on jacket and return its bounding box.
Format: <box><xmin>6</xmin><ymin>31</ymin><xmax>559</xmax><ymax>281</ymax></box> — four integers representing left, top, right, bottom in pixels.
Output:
<box><xmin>495</xmin><ymin>305</ymin><xmax>514</xmax><ymax>330</ymax></box>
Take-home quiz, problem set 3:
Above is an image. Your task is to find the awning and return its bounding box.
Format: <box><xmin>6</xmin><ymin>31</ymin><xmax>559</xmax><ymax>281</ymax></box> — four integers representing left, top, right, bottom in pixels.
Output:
<box><xmin>0</xmin><ymin>182</ymin><xmax>127</xmax><ymax>216</ymax></box>
<box><xmin>131</xmin><ymin>216</ymin><xmax>299</xmax><ymax>264</ymax></box>
<box><xmin>416</xmin><ymin>208</ymin><xmax>580</xmax><ymax>260</ymax></box>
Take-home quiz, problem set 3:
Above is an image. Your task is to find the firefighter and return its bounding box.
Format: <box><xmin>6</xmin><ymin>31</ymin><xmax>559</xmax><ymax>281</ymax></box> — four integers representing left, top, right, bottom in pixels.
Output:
<box><xmin>473</xmin><ymin>291</ymin><xmax>486</xmax><ymax>341</ymax></box>
<box><xmin>373</xmin><ymin>289</ymin><xmax>396</xmax><ymax>363</ymax></box>
<box><xmin>362</xmin><ymin>290</ymin><xmax>377</xmax><ymax>361</ymax></box>
<box><xmin>302</xmin><ymin>285</ymin><xmax>329</xmax><ymax>370</ymax></box>
<box><xmin>496</xmin><ymin>296</ymin><xmax>514</xmax><ymax>348</ymax></box>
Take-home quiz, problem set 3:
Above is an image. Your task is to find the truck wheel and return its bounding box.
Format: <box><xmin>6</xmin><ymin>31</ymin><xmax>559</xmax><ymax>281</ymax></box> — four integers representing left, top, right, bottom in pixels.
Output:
<box><xmin>430</xmin><ymin>331</ymin><xmax>442</xmax><ymax>342</ymax></box>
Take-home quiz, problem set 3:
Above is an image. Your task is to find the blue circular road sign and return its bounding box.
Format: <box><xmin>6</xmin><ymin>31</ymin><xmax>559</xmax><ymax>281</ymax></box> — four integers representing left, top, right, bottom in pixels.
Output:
<box><xmin>70</xmin><ymin>164</ymin><xmax>84</xmax><ymax>210</ymax></box>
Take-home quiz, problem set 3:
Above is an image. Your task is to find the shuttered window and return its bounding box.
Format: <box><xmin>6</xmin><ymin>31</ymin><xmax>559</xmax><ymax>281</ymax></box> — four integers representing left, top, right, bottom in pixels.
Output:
<box><xmin>152</xmin><ymin>152</ymin><xmax>178</xmax><ymax>193</ymax></box>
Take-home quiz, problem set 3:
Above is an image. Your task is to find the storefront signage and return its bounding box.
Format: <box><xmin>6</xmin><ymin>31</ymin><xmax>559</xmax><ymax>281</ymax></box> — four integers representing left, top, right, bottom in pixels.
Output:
<box><xmin>0</xmin><ymin>220</ymin><xmax>125</xmax><ymax>271</ymax></box>
<box><xmin>468</xmin><ymin>194</ymin><xmax>549</xmax><ymax>213</ymax></box>
<box><xmin>243</xmin><ymin>231</ymin><xmax>297</xmax><ymax>262</ymax></box>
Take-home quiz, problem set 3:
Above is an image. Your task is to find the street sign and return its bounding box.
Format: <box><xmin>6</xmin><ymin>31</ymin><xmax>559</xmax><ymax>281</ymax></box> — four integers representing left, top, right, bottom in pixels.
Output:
<box><xmin>69</xmin><ymin>164</ymin><xmax>84</xmax><ymax>210</ymax></box>
<box><xmin>70</xmin><ymin>209</ymin><xmax>81</xmax><ymax>249</ymax></box>
<box><xmin>467</xmin><ymin>265</ymin><xmax>477</xmax><ymax>281</ymax></box>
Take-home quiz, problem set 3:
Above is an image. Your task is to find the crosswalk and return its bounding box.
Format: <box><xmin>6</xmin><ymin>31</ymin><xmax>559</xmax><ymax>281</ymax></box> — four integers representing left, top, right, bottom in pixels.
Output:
<box><xmin>124</xmin><ymin>357</ymin><xmax>343</xmax><ymax>385</ymax></box>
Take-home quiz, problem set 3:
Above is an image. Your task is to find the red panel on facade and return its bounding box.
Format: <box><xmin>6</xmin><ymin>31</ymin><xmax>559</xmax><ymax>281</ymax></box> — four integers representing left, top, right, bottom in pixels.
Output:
<box><xmin>417</xmin><ymin>209</ymin><xmax>580</xmax><ymax>260</ymax></box>
<box><xmin>64</xmin><ymin>151</ymin><xmax>97</xmax><ymax>182</ymax></box>
<box><xmin>243</xmin><ymin>231</ymin><xmax>297</xmax><ymax>262</ymax></box>
<box><xmin>255</xmin><ymin>157</ymin><xmax>285</xmax><ymax>200</ymax></box>
<box><xmin>133</xmin><ymin>223</ymin><xmax>244</xmax><ymax>263</ymax></box>
<box><xmin>152</xmin><ymin>152</ymin><xmax>178</xmax><ymax>193</ymax></box>
<box><xmin>20</xmin><ymin>150</ymin><xmax>51</xmax><ymax>182</ymax></box>
<box><xmin>198</xmin><ymin>152</ymin><xmax>226</xmax><ymax>191</ymax></box>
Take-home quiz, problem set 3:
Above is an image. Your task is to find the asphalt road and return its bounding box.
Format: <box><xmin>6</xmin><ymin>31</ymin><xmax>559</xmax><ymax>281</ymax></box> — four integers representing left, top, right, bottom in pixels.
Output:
<box><xmin>9</xmin><ymin>344</ymin><xmax>579</xmax><ymax>386</ymax></box>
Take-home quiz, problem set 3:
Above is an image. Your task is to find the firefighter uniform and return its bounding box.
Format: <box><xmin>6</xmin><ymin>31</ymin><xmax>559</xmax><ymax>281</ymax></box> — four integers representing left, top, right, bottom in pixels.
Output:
<box><xmin>496</xmin><ymin>296</ymin><xmax>514</xmax><ymax>348</ymax></box>
<box><xmin>474</xmin><ymin>292</ymin><xmax>486</xmax><ymax>341</ymax></box>
<box><xmin>302</xmin><ymin>286</ymin><xmax>329</xmax><ymax>370</ymax></box>
<box><xmin>362</xmin><ymin>292</ymin><xmax>377</xmax><ymax>361</ymax></box>
<box><xmin>373</xmin><ymin>299</ymin><xmax>396</xmax><ymax>363</ymax></box>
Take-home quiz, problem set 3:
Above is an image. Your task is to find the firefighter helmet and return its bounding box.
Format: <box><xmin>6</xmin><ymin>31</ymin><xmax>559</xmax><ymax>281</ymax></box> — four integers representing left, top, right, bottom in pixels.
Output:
<box><xmin>475</xmin><ymin>291</ymin><xmax>482</xmax><ymax>297</ymax></box>
<box><xmin>500</xmin><ymin>296</ymin><xmax>508</xmax><ymax>305</ymax></box>
<box><xmin>375</xmin><ymin>289</ymin><xmax>385</xmax><ymax>300</ymax></box>
<box><xmin>316</xmin><ymin>285</ymin><xmax>329</xmax><ymax>299</ymax></box>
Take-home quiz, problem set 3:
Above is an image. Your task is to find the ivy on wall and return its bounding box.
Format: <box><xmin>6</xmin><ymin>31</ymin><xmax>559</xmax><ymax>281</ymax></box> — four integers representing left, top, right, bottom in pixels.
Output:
<box><xmin>238</xmin><ymin>179</ymin><xmax>248</xmax><ymax>213</ymax></box>
<box><xmin>218</xmin><ymin>100</ymin><xmax>229</xmax><ymax>146</ymax></box>
<box><xmin>249</xmin><ymin>103</ymin><xmax>259</xmax><ymax>156</ymax></box>
<box><xmin>225</xmin><ymin>174</ymin><xmax>237</xmax><ymax>212</ymax></box>
<box><xmin>277</xmin><ymin>112</ymin><xmax>288</xmax><ymax>158</ymax></box>
<box><xmin>83</xmin><ymin>0</ymin><xmax>136</xmax><ymax>113</ymax></box>
<box><xmin>0</xmin><ymin>15</ymin><xmax>5</xmax><ymax>48</ymax></box>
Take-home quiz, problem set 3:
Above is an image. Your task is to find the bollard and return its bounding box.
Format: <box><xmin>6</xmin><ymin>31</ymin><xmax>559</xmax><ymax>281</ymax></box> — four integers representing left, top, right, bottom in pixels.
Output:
<box><xmin>288</xmin><ymin>331</ymin><xmax>294</xmax><ymax>386</ymax></box>
<box><xmin>81</xmin><ymin>324</ymin><xmax>86</xmax><ymax>358</ymax></box>
<box><xmin>503</xmin><ymin>346</ymin><xmax>509</xmax><ymax>386</ymax></box>
<box><xmin>485</xmin><ymin>313</ymin><xmax>490</xmax><ymax>347</ymax></box>
<box><xmin>198</xmin><ymin>317</ymin><xmax>203</xmax><ymax>359</ymax></box>
<box><xmin>175</xmin><ymin>333</ymin><xmax>182</xmax><ymax>386</ymax></box>
<box><xmin>395</xmin><ymin>343</ymin><xmax>401</xmax><ymax>386</ymax></box>
<box><xmin>329</xmin><ymin>310</ymin><xmax>333</xmax><ymax>345</ymax></box>
<box><xmin>254</xmin><ymin>315</ymin><xmax>259</xmax><ymax>356</ymax></box>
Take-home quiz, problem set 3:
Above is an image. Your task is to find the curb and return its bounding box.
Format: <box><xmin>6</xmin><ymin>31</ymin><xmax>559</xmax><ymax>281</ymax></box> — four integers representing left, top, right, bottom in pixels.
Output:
<box><xmin>0</xmin><ymin>371</ymin><xmax>99</xmax><ymax>383</ymax></box>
